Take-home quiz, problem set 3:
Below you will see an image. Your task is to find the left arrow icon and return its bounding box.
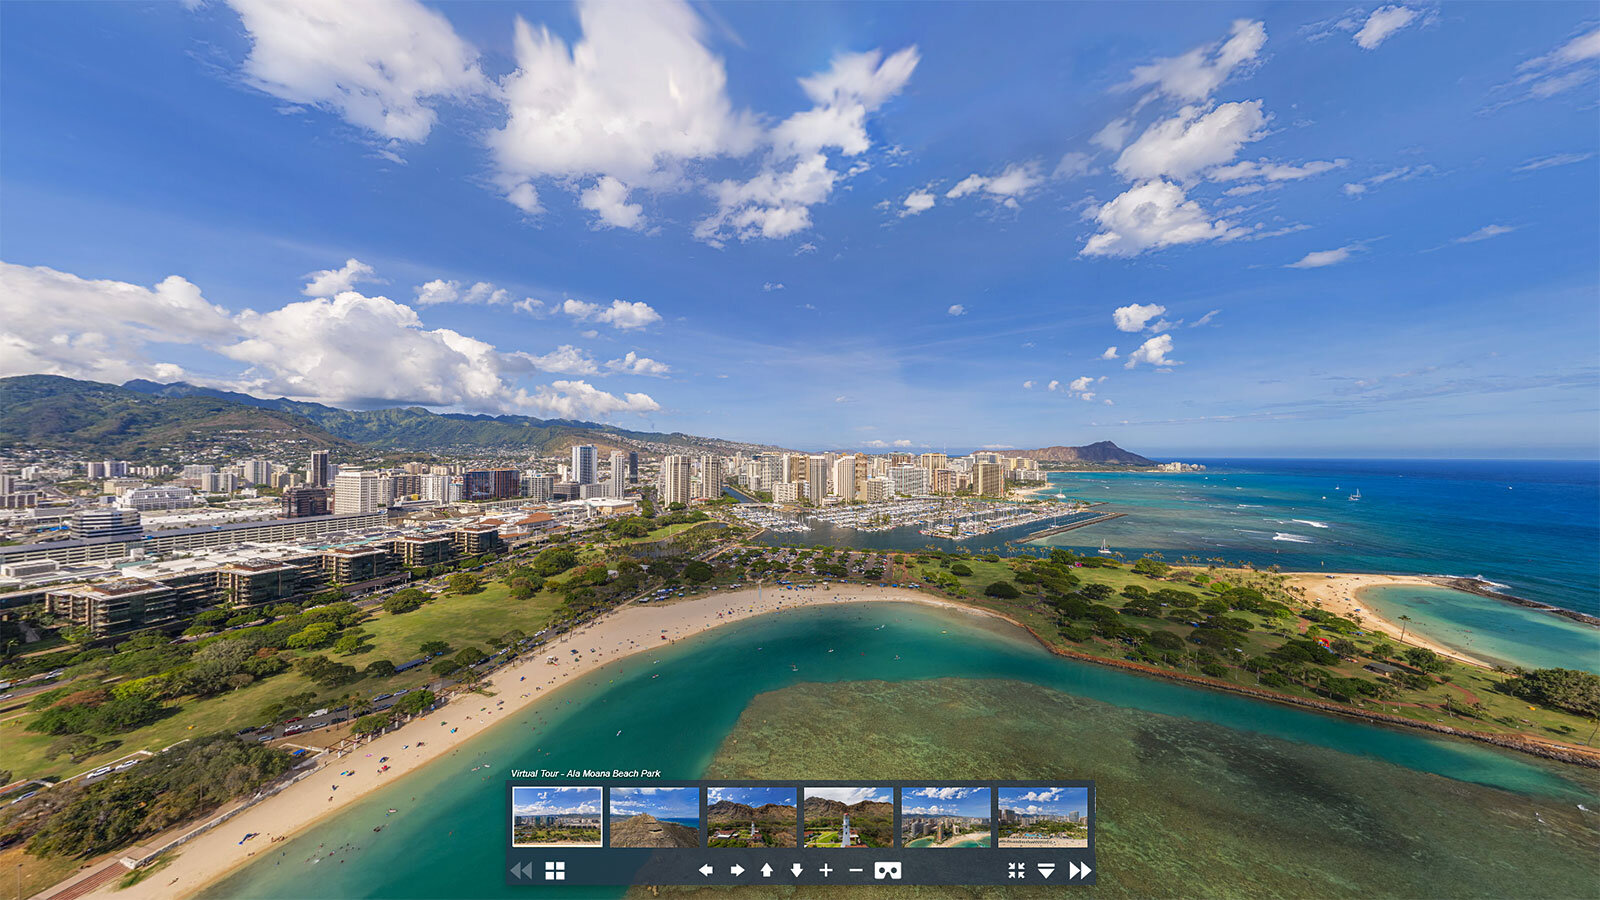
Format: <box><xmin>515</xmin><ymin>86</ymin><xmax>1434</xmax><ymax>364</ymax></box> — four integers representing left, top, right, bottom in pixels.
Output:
<box><xmin>699</xmin><ymin>864</ymin><xmax>714</xmax><ymax>877</ymax></box>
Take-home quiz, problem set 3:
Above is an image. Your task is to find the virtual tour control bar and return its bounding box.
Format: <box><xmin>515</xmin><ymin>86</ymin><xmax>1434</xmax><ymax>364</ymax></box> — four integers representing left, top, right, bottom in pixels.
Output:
<box><xmin>504</xmin><ymin>779</ymin><xmax>1095</xmax><ymax>887</ymax></box>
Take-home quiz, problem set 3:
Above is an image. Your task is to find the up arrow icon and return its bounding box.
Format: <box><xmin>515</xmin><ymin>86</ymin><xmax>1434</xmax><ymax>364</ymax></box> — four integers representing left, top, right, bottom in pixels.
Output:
<box><xmin>760</xmin><ymin>863</ymin><xmax>773</xmax><ymax>878</ymax></box>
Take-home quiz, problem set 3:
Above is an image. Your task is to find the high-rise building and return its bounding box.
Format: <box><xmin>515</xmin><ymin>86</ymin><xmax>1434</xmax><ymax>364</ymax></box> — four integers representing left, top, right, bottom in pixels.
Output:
<box><xmin>973</xmin><ymin>462</ymin><xmax>1005</xmax><ymax>497</ymax></box>
<box><xmin>521</xmin><ymin>473</ymin><xmax>554</xmax><ymax>501</ymax></box>
<box><xmin>309</xmin><ymin>450</ymin><xmax>330</xmax><ymax>487</ymax></box>
<box><xmin>334</xmin><ymin>469</ymin><xmax>384</xmax><ymax>514</ymax></box>
<box><xmin>464</xmin><ymin>469</ymin><xmax>519</xmax><ymax>501</ymax></box>
<box><xmin>772</xmin><ymin>481</ymin><xmax>802</xmax><ymax>503</ymax></box>
<box><xmin>888</xmin><ymin>465</ymin><xmax>928</xmax><ymax>497</ymax></box>
<box><xmin>282</xmin><ymin>485</ymin><xmax>332</xmax><ymax>518</ymax></box>
<box><xmin>919</xmin><ymin>452</ymin><xmax>947</xmax><ymax>474</ymax></box>
<box><xmin>806</xmin><ymin>456</ymin><xmax>828</xmax><ymax>504</ymax></box>
<box><xmin>421</xmin><ymin>474</ymin><xmax>462</xmax><ymax>503</ymax></box>
<box><xmin>201</xmin><ymin>471</ymin><xmax>238</xmax><ymax>493</ymax></box>
<box><xmin>864</xmin><ymin>477</ymin><xmax>894</xmax><ymax>502</ymax></box>
<box><xmin>695</xmin><ymin>455</ymin><xmax>722</xmax><ymax>500</ymax></box>
<box><xmin>782</xmin><ymin>454</ymin><xmax>808</xmax><ymax>483</ymax></box>
<box><xmin>832</xmin><ymin>456</ymin><xmax>857</xmax><ymax>500</ymax></box>
<box><xmin>570</xmin><ymin>445</ymin><xmax>598</xmax><ymax>485</ymax></box>
<box><xmin>240</xmin><ymin>459</ymin><xmax>272</xmax><ymax>486</ymax></box>
<box><xmin>627</xmin><ymin>451</ymin><xmax>639</xmax><ymax>484</ymax></box>
<box><xmin>659</xmin><ymin>455</ymin><xmax>693</xmax><ymax>506</ymax></box>
<box><xmin>932</xmin><ymin>468</ymin><xmax>958</xmax><ymax>495</ymax></box>
<box><xmin>607</xmin><ymin>451</ymin><xmax>628</xmax><ymax>499</ymax></box>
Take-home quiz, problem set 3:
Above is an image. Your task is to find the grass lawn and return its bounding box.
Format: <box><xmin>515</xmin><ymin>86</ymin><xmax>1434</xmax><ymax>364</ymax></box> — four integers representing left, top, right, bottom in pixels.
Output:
<box><xmin>1</xmin><ymin>582</ymin><xmax>570</xmax><ymax>784</ymax></box>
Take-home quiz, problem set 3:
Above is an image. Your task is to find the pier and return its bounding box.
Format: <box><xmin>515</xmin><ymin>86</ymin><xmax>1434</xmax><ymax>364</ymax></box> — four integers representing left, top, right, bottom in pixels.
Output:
<box><xmin>1012</xmin><ymin>511</ymin><xmax>1125</xmax><ymax>542</ymax></box>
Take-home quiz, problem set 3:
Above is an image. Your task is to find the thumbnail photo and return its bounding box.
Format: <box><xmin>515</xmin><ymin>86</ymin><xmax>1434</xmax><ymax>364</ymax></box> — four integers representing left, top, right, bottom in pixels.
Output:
<box><xmin>608</xmin><ymin>787</ymin><xmax>701</xmax><ymax>848</ymax></box>
<box><xmin>901</xmin><ymin>786</ymin><xmax>993</xmax><ymax>847</ymax></box>
<box><xmin>510</xmin><ymin>786</ymin><xmax>603</xmax><ymax>847</ymax></box>
<box><xmin>802</xmin><ymin>787</ymin><xmax>893</xmax><ymax>848</ymax></box>
<box><xmin>707</xmin><ymin>786</ymin><xmax>798</xmax><ymax>848</ymax></box>
<box><xmin>996</xmin><ymin>787</ymin><xmax>1089</xmax><ymax>848</ymax></box>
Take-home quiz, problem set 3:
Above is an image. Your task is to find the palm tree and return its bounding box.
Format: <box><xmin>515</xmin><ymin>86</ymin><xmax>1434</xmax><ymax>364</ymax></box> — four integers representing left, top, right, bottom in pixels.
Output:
<box><xmin>1397</xmin><ymin>615</ymin><xmax>1412</xmax><ymax>643</ymax></box>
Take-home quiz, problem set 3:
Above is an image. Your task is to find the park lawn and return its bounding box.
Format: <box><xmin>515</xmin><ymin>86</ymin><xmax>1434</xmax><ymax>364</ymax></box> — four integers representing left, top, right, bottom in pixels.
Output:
<box><xmin>0</xmin><ymin>842</ymin><xmax>86</xmax><ymax>900</ymax></box>
<box><xmin>348</xmin><ymin>581</ymin><xmax>566</xmax><ymax>666</ymax></box>
<box><xmin>2</xmin><ymin>581</ymin><xmax>569</xmax><ymax>784</ymax></box>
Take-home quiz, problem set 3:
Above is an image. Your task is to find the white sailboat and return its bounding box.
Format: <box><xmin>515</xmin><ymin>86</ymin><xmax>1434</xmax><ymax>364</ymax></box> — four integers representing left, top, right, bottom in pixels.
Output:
<box><xmin>1348</xmin><ymin>489</ymin><xmax>1361</xmax><ymax>501</ymax></box>
<box><xmin>1097</xmin><ymin>538</ymin><xmax>1112</xmax><ymax>555</ymax></box>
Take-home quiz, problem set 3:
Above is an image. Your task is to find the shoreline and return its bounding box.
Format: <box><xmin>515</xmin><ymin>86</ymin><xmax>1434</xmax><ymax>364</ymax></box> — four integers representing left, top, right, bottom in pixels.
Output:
<box><xmin>82</xmin><ymin>586</ymin><xmax>1005</xmax><ymax>900</ymax></box>
<box><xmin>1283</xmin><ymin>572</ymin><xmax>1497</xmax><ymax>668</ymax></box>
<box><xmin>71</xmin><ymin>578</ymin><xmax>1599</xmax><ymax>900</ymax></box>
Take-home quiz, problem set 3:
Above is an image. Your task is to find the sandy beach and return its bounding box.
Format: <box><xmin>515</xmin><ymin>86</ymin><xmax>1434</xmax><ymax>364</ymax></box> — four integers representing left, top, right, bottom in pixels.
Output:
<box><xmin>1283</xmin><ymin>573</ymin><xmax>1494</xmax><ymax>668</ymax></box>
<box><xmin>85</xmin><ymin>585</ymin><xmax>1001</xmax><ymax>900</ymax></box>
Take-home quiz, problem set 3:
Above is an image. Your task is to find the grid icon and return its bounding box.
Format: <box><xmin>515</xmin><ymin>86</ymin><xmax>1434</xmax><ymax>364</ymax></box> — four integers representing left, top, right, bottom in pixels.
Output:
<box><xmin>545</xmin><ymin>861</ymin><xmax>566</xmax><ymax>881</ymax></box>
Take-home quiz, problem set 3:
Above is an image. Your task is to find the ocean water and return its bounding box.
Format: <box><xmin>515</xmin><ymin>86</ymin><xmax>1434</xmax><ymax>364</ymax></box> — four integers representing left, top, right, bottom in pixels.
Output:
<box><xmin>1359</xmin><ymin>585</ymin><xmax>1599</xmax><ymax>673</ymax></box>
<box><xmin>204</xmin><ymin>603</ymin><xmax>1598</xmax><ymax>900</ymax></box>
<box><xmin>766</xmin><ymin>459</ymin><xmax>1600</xmax><ymax>614</ymax></box>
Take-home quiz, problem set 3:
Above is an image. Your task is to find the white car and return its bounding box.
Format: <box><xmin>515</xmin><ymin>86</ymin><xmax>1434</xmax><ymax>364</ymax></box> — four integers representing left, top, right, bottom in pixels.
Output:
<box><xmin>86</xmin><ymin>767</ymin><xmax>112</xmax><ymax>779</ymax></box>
<box><xmin>114</xmin><ymin>759</ymin><xmax>140</xmax><ymax>771</ymax></box>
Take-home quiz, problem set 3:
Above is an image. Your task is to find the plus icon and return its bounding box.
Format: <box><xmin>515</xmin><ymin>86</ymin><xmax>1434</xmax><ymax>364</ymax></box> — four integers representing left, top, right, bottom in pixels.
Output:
<box><xmin>818</xmin><ymin>863</ymin><xmax>834</xmax><ymax>878</ymax></box>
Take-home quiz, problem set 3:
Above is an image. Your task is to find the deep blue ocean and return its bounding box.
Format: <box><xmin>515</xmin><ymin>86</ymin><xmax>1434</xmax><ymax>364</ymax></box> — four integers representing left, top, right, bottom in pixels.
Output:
<box><xmin>767</xmin><ymin>458</ymin><xmax>1599</xmax><ymax>618</ymax></box>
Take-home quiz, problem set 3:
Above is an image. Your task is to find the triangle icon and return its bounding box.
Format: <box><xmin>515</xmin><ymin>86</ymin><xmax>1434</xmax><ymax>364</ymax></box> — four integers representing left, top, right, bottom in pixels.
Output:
<box><xmin>1038</xmin><ymin>863</ymin><xmax>1056</xmax><ymax>879</ymax></box>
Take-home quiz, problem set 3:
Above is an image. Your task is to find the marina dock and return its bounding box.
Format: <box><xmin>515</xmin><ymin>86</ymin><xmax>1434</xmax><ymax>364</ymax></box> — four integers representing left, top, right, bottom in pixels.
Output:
<box><xmin>1013</xmin><ymin>511</ymin><xmax>1125</xmax><ymax>542</ymax></box>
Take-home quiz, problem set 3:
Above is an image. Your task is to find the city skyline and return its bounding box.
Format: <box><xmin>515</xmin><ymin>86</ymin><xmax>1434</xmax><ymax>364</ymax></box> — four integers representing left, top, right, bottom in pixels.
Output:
<box><xmin>511</xmin><ymin>786</ymin><xmax>602</xmax><ymax>817</ymax></box>
<box><xmin>997</xmin><ymin>787</ymin><xmax>1089</xmax><ymax>819</ymax></box>
<box><xmin>1</xmin><ymin>1</ymin><xmax>1597</xmax><ymax>459</ymax></box>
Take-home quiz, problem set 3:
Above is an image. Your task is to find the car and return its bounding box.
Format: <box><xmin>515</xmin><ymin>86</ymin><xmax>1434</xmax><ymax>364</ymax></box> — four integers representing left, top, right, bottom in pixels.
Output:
<box><xmin>373</xmin><ymin>693</ymin><xmax>393</xmax><ymax>702</ymax></box>
<box><xmin>257</xmin><ymin>734</ymin><xmax>273</xmax><ymax>742</ymax></box>
<box><xmin>0</xmin><ymin>694</ymin><xmax>14</xmax><ymax>702</ymax></box>
<box><xmin>285</xmin><ymin>716</ymin><xmax>303</xmax><ymax>723</ymax></box>
<box><xmin>113</xmin><ymin>760</ymin><xmax>140</xmax><ymax>771</ymax></box>
<box><xmin>309</xmin><ymin>708</ymin><xmax>329</xmax><ymax>718</ymax></box>
<box><xmin>393</xmin><ymin>689</ymin><xmax>409</xmax><ymax>696</ymax></box>
<box><xmin>284</xmin><ymin>725</ymin><xmax>305</xmax><ymax>736</ymax></box>
<box><xmin>86</xmin><ymin>767</ymin><xmax>112</xmax><ymax>779</ymax></box>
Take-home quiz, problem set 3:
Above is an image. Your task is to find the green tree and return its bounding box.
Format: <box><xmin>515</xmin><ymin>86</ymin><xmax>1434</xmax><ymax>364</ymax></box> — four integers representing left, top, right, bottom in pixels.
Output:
<box><xmin>383</xmin><ymin>589</ymin><xmax>427</xmax><ymax>615</ymax></box>
<box><xmin>419</xmin><ymin>640</ymin><xmax>450</xmax><ymax>656</ymax></box>
<box><xmin>363</xmin><ymin>659</ymin><xmax>397</xmax><ymax>678</ymax></box>
<box><xmin>682</xmin><ymin>560</ymin><xmax>714</xmax><ymax>583</ymax></box>
<box><xmin>446</xmin><ymin>572</ymin><xmax>482</xmax><ymax>595</ymax></box>
<box><xmin>393</xmin><ymin>689</ymin><xmax>436</xmax><ymax>717</ymax></box>
<box><xmin>351</xmin><ymin>713</ymin><xmax>391</xmax><ymax>735</ymax></box>
<box><xmin>984</xmin><ymin>581</ymin><xmax>1021</xmax><ymax>599</ymax></box>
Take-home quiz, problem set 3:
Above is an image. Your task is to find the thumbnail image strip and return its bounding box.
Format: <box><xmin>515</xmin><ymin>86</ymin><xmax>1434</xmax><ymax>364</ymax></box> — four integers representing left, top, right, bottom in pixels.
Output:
<box><xmin>609</xmin><ymin>787</ymin><xmax>701</xmax><ymax>848</ymax></box>
<box><xmin>802</xmin><ymin>786</ymin><xmax>893</xmax><ymax>848</ymax></box>
<box><xmin>707</xmin><ymin>786</ymin><xmax>798</xmax><ymax>848</ymax></box>
<box><xmin>996</xmin><ymin>787</ymin><xmax>1089</xmax><ymax>848</ymax></box>
<box><xmin>901</xmin><ymin>786</ymin><xmax>993</xmax><ymax>847</ymax></box>
<box><xmin>511</xmin><ymin>786</ymin><xmax>603</xmax><ymax>847</ymax></box>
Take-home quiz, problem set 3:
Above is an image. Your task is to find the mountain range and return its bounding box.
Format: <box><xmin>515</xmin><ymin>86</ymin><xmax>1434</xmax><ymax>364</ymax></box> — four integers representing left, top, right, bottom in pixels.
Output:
<box><xmin>706</xmin><ymin>799</ymin><xmax>796</xmax><ymax>823</ymax></box>
<box><xmin>0</xmin><ymin>375</ymin><xmax>1160</xmax><ymax>465</ymax></box>
<box><xmin>0</xmin><ymin>375</ymin><xmax>778</xmax><ymax>459</ymax></box>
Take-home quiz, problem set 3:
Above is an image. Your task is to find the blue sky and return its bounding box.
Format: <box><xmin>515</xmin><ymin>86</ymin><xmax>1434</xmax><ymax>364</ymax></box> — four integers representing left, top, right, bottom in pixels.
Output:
<box><xmin>708</xmin><ymin>786</ymin><xmax>796</xmax><ymax>808</ymax></box>
<box><xmin>903</xmin><ymin>786</ymin><xmax>991</xmax><ymax>818</ymax></box>
<box><xmin>997</xmin><ymin>787</ymin><xmax>1088</xmax><ymax>819</ymax></box>
<box><xmin>1</xmin><ymin>1</ymin><xmax>1595</xmax><ymax>457</ymax></box>
<box><xmin>609</xmin><ymin>786</ymin><xmax>699</xmax><ymax>819</ymax></box>
<box><xmin>511</xmin><ymin>785</ymin><xmax>601</xmax><ymax>816</ymax></box>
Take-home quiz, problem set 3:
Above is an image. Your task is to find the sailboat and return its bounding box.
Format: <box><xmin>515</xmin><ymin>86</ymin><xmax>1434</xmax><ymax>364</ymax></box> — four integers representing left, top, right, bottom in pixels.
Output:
<box><xmin>1348</xmin><ymin>489</ymin><xmax>1361</xmax><ymax>501</ymax></box>
<box><xmin>1097</xmin><ymin>538</ymin><xmax>1112</xmax><ymax>555</ymax></box>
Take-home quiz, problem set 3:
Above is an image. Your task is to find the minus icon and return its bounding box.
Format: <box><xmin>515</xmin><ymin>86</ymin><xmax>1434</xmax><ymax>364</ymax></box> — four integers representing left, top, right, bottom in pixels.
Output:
<box><xmin>848</xmin><ymin>868</ymin><xmax>864</xmax><ymax>873</ymax></box>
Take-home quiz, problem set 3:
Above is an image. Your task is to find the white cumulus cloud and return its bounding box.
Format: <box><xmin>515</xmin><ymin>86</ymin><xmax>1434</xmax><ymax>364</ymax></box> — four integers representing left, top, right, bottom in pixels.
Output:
<box><xmin>1124</xmin><ymin>333</ymin><xmax>1181</xmax><ymax>368</ymax></box>
<box><xmin>303</xmin><ymin>258</ymin><xmax>380</xmax><ymax>297</ymax></box>
<box><xmin>1286</xmin><ymin>246</ymin><xmax>1359</xmax><ymax>268</ymax></box>
<box><xmin>561</xmin><ymin>298</ymin><xmax>662</xmax><ymax>330</ymax></box>
<box><xmin>901</xmin><ymin>190</ymin><xmax>936</xmax><ymax>216</ymax></box>
<box><xmin>222</xmin><ymin>0</ymin><xmax>487</xmax><ymax>142</ymax></box>
<box><xmin>1115</xmin><ymin>102</ymin><xmax>1267</xmax><ymax>182</ymax></box>
<box><xmin>1082</xmin><ymin>180</ymin><xmax>1247</xmax><ymax>257</ymax></box>
<box><xmin>947</xmin><ymin>304</ymin><xmax>967</xmax><ymax>316</ymax></box>
<box><xmin>605</xmin><ymin>351</ymin><xmax>672</xmax><ymax>376</ymax></box>
<box><xmin>1113</xmin><ymin>303</ymin><xmax>1166</xmax><ymax>332</ymax></box>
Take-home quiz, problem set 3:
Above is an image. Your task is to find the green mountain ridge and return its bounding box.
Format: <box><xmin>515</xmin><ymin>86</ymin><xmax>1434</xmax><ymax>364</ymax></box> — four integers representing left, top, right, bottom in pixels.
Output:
<box><xmin>0</xmin><ymin>375</ymin><xmax>779</xmax><ymax>459</ymax></box>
